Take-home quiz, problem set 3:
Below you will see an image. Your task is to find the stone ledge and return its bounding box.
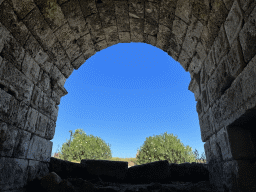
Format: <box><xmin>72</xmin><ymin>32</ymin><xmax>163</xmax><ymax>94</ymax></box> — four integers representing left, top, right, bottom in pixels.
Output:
<box><xmin>48</xmin><ymin>157</ymin><xmax>209</xmax><ymax>185</ymax></box>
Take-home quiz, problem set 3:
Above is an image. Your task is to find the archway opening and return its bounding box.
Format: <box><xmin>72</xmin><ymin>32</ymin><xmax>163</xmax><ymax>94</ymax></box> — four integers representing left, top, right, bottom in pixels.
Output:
<box><xmin>51</xmin><ymin>42</ymin><xmax>206</xmax><ymax>166</ymax></box>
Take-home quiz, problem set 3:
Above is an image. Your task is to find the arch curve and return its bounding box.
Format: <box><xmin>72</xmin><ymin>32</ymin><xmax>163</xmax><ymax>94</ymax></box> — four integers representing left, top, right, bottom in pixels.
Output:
<box><xmin>0</xmin><ymin>0</ymin><xmax>256</xmax><ymax>191</ymax></box>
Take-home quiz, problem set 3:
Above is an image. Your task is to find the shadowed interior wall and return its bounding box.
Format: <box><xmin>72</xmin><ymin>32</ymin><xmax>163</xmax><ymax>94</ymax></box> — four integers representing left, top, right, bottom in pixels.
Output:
<box><xmin>0</xmin><ymin>0</ymin><xmax>256</xmax><ymax>191</ymax></box>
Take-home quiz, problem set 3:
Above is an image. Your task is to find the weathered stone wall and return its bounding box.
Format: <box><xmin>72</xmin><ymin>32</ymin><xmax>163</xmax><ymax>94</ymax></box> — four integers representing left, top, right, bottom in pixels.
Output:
<box><xmin>0</xmin><ymin>0</ymin><xmax>256</xmax><ymax>191</ymax></box>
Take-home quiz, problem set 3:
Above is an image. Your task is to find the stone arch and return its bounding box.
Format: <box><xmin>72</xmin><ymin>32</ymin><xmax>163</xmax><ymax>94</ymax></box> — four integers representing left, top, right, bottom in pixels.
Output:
<box><xmin>0</xmin><ymin>0</ymin><xmax>256</xmax><ymax>191</ymax></box>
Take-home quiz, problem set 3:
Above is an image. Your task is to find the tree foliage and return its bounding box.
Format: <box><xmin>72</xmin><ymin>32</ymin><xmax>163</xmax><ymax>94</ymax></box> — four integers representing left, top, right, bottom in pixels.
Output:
<box><xmin>57</xmin><ymin>129</ymin><xmax>112</xmax><ymax>162</ymax></box>
<box><xmin>135</xmin><ymin>132</ymin><xmax>198</xmax><ymax>165</ymax></box>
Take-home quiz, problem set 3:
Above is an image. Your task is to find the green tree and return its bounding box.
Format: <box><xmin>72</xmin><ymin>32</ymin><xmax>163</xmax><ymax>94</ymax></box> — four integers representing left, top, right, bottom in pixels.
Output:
<box><xmin>57</xmin><ymin>129</ymin><xmax>112</xmax><ymax>162</ymax></box>
<box><xmin>135</xmin><ymin>132</ymin><xmax>198</xmax><ymax>165</ymax></box>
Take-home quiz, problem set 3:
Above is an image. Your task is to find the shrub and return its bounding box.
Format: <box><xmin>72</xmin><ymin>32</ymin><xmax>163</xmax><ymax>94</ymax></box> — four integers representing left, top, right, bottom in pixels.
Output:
<box><xmin>135</xmin><ymin>132</ymin><xmax>198</xmax><ymax>165</ymax></box>
<box><xmin>56</xmin><ymin>129</ymin><xmax>112</xmax><ymax>162</ymax></box>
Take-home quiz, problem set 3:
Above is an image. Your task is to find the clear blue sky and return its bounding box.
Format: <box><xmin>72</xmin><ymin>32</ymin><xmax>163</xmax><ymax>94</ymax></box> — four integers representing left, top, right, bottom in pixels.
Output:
<box><xmin>51</xmin><ymin>42</ymin><xmax>206</xmax><ymax>161</ymax></box>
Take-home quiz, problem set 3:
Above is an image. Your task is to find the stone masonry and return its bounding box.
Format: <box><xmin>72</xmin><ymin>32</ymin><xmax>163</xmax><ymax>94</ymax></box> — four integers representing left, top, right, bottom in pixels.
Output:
<box><xmin>0</xmin><ymin>0</ymin><xmax>256</xmax><ymax>191</ymax></box>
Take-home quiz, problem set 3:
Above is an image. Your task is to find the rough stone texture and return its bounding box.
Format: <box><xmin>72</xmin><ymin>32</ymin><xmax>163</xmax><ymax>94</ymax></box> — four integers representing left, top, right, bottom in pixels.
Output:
<box><xmin>20</xmin><ymin>158</ymin><xmax>218</xmax><ymax>192</ymax></box>
<box><xmin>1</xmin><ymin>0</ymin><xmax>256</xmax><ymax>191</ymax></box>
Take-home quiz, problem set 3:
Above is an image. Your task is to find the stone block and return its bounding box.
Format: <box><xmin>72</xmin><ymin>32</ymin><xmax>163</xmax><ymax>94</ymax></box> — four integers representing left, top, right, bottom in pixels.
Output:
<box><xmin>159</xmin><ymin>0</ymin><xmax>177</xmax><ymax>30</ymax></box>
<box><xmin>0</xmin><ymin>86</ymin><xmax>28</xmax><ymax>128</ymax></box>
<box><xmin>27</xmin><ymin>159</ymin><xmax>50</xmax><ymax>183</ymax></box>
<box><xmin>26</xmin><ymin>134</ymin><xmax>53</xmax><ymax>162</ymax></box>
<box><xmin>38</xmin><ymin>92</ymin><xmax>56</xmax><ymax>118</ymax></box>
<box><xmin>207</xmin><ymin>0</ymin><xmax>229</xmax><ymax>42</ymax></box>
<box><xmin>24</xmin><ymin>107</ymin><xmax>39</xmax><ymax>133</ymax></box>
<box><xmin>156</xmin><ymin>24</ymin><xmax>172</xmax><ymax>52</ymax></box>
<box><xmin>23</xmin><ymin>7</ymin><xmax>57</xmax><ymax>49</ymax></box>
<box><xmin>130</xmin><ymin>18</ymin><xmax>144</xmax><ymax>42</ymax></box>
<box><xmin>30</xmin><ymin>85</ymin><xmax>43</xmax><ymax>110</ymax></box>
<box><xmin>11</xmin><ymin>99</ymin><xmax>29</xmax><ymax>130</ymax></box>
<box><xmin>114</xmin><ymin>0</ymin><xmax>129</xmax><ymax>17</ymax></box>
<box><xmin>224</xmin><ymin>0</ymin><xmax>244</xmax><ymax>46</ymax></box>
<box><xmin>85</xmin><ymin>14</ymin><xmax>105</xmax><ymax>44</ymax></box>
<box><xmin>94</xmin><ymin>40</ymin><xmax>108</xmax><ymax>52</ymax></box>
<box><xmin>144</xmin><ymin>33</ymin><xmax>157</xmax><ymax>46</ymax></box>
<box><xmin>0</xmin><ymin>34</ymin><xmax>25</xmax><ymax>71</ymax></box>
<box><xmin>209</xmin><ymin>134</ymin><xmax>223</xmax><ymax>161</ymax></box>
<box><xmin>84</xmin><ymin>49</ymin><xmax>96</xmax><ymax>63</ymax></box>
<box><xmin>0</xmin><ymin>60</ymin><xmax>34</xmax><ymax>105</ymax></box>
<box><xmin>0</xmin><ymin>1</ymin><xmax>30</xmax><ymax>46</ymax></box>
<box><xmin>51</xmin><ymin>80</ymin><xmax>68</xmax><ymax>105</ymax></box>
<box><xmin>41</xmin><ymin>58</ymin><xmax>54</xmax><ymax>75</ymax></box>
<box><xmin>71</xmin><ymin>54</ymin><xmax>86</xmax><ymax>70</ymax></box>
<box><xmin>49</xmin><ymin>65</ymin><xmax>66</xmax><ymax>88</ymax></box>
<box><xmin>204</xmin><ymin>139</ymin><xmax>212</xmax><ymax>164</ymax></box>
<box><xmin>0</xmin><ymin>157</ymin><xmax>29</xmax><ymax>191</ymax></box>
<box><xmin>0</xmin><ymin>23</ymin><xmax>12</xmax><ymax>53</ymax></box>
<box><xmin>39</xmin><ymin>30</ymin><xmax>58</xmax><ymax>53</ymax></box>
<box><xmin>144</xmin><ymin>1</ymin><xmax>159</xmax><ymax>36</ymax></box>
<box><xmin>182</xmin><ymin>16</ymin><xmax>204</xmax><ymax>58</ymax></box>
<box><xmin>200</xmin><ymin>25</ymin><xmax>216</xmax><ymax>54</ymax></box>
<box><xmin>77</xmin><ymin>33</ymin><xmax>94</xmax><ymax>55</ymax></box>
<box><xmin>55</xmin><ymin>56</ymin><xmax>70</xmax><ymax>74</ymax></box>
<box><xmin>207</xmin><ymin>158</ymin><xmax>225</xmax><ymax>190</ymax></box>
<box><xmin>65</xmin><ymin>42</ymin><xmax>83</xmax><ymax>62</ymax></box>
<box><xmin>191</xmin><ymin>0</ymin><xmax>210</xmax><ymax>26</ymax></box>
<box><xmin>178</xmin><ymin>49</ymin><xmax>191</xmax><ymax>72</ymax></box>
<box><xmin>116</xmin><ymin>16</ymin><xmax>130</xmax><ymax>32</ymax></box>
<box><xmin>51</xmin><ymin>102</ymin><xmax>59</xmax><ymax>122</ymax></box>
<box><xmin>49</xmin><ymin>41</ymin><xmax>67</xmax><ymax>66</ymax></box>
<box><xmin>204</xmin><ymin>45</ymin><xmax>217</xmax><ymax>77</ymax></box>
<box><xmin>226</xmin><ymin>38</ymin><xmax>246</xmax><ymax>79</ymax></box>
<box><xmin>199</xmin><ymin>110</ymin><xmax>214</xmax><ymax>142</ymax></box>
<box><xmin>78</xmin><ymin>0</ymin><xmax>97</xmax><ymax>18</ymax></box>
<box><xmin>37</xmin><ymin>69</ymin><xmax>52</xmax><ymax>97</ymax></box>
<box><xmin>8</xmin><ymin>0</ymin><xmax>36</xmax><ymax>20</ymax></box>
<box><xmin>196</xmin><ymin>99</ymin><xmax>202</xmax><ymax>115</ymax></box>
<box><xmin>188</xmin><ymin>77</ymin><xmax>200</xmax><ymax>101</ymax></box>
<box><xmin>210</xmin><ymin>99</ymin><xmax>223</xmax><ymax>132</ymax></box>
<box><xmin>118</xmin><ymin>31</ymin><xmax>131</xmax><ymax>43</ymax></box>
<box><xmin>98</xmin><ymin>4</ymin><xmax>117</xmax><ymax>29</ymax></box>
<box><xmin>128</xmin><ymin>0</ymin><xmax>144</xmax><ymax>19</ymax></box>
<box><xmin>22</xmin><ymin>52</ymin><xmax>40</xmax><ymax>84</ymax></box>
<box><xmin>202</xmin><ymin>89</ymin><xmax>209</xmax><ymax>113</ymax></box>
<box><xmin>221</xmin><ymin>160</ymin><xmax>239</xmax><ymax>191</ymax></box>
<box><xmin>241</xmin><ymin>54</ymin><xmax>256</xmax><ymax>101</ymax></box>
<box><xmin>60</xmin><ymin>0</ymin><xmax>89</xmax><ymax>39</ymax></box>
<box><xmin>207</xmin><ymin>55</ymin><xmax>233</xmax><ymax>106</ymax></box>
<box><xmin>215</xmin><ymin>127</ymin><xmax>233</xmax><ymax>161</ymax></box>
<box><xmin>81</xmin><ymin>159</ymin><xmax>130</xmax><ymax>183</ymax></box>
<box><xmin>167</xmin><ymin>17</ymin><xmax>187</xmax><ymax>61</ymax></box>
<box><xmin>188</xmin><ymin>51</ymin><xmax>204</xmax><ymax>75</ymax></box>
<box><xmin>103</xmin><ymin>26</ymin><xmax>119</xmax><ymax>47</ymax></box>
<box><xmin>54</xmin><ymin>22</ymin><xmax>76</xmax><ymax>50</ymax></box>
<box><xmin>35</xmin><ymin>112</ymin><xmax>49</xmax><ymax>138</ymax></box>
<box><xmin>12</xmin><ymin>128</ymin><xmax>32</xmax><ymax>158</ymax></box>
<box><xmin>24</xmin><ymin>34</ymin><xmax>49</xmax><ymax>66</ymax></box>
<box><xmin>0</xmin><ymin>87</ymin><xmax>13</xmax><ymax>121</ymax></box>
<box><xmin>45</xmin><ymin>118</ymin><xmax>56</xmax><ymax>140</ymax></box>
<box><xmin>212</xmin><ymin>25</ymin><xmax>230</xmax><ymax>65</ymax></box>
<box><xmin>34</xmin><ymin>0</ymin><xmax>66</xmax><ymax>32</ymax></box>
<box><xmin>60</xmin><ymin>61</ymin><xmax>74</xmax><ymax>79</ymax></box>
<box><xmin>239</xmin><ymin>6</ymin><xmax>256</xmax><ymax>64</ymax></box>
<box><xmin>175</xmin><ymin>0</ymin><xmax>192</xmax><ymax>24</ymax></box>
<box><xmin>0</xmin><ymin>121</ymin><xmax>18</xmax><ymax>157</ymax></box>
<box><xmin>219</xmin><ymin>73</ymin><xmax>243</xmax><ymax>121</ymax></box>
